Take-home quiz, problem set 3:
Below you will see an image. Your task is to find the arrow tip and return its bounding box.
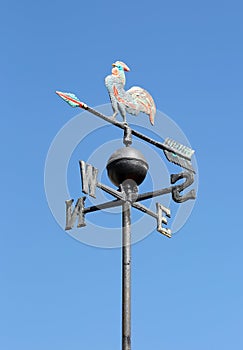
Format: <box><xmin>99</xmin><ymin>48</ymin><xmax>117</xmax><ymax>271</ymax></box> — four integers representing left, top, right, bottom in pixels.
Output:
<box><xmin>55</xmin><ymin>90</ymin><xmax>83</xmax><ymax>108</ymax></box>
<box><xmin>55</xmin><ymin>91</ymin><xmax>61</xmax><ymax>98</ymax></box>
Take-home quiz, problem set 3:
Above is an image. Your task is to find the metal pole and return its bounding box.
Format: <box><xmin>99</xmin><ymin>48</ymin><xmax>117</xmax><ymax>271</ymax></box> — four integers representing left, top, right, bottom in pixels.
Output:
<box><xmin>122</xmin><ymin>201</ymin><xmax>131</xmax><ymax>350</ymax></box>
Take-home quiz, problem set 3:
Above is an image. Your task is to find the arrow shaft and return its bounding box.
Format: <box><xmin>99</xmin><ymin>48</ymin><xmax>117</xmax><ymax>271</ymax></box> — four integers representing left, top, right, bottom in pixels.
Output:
<box><xmin>56</xmin><ymin>91</ymin><xmax>195</xmax><ymax>169</ymax></box>
<box><xmin>80</xmin><ymin>104</ymin><xmax>192</xmax><ymax>161</ymax></box>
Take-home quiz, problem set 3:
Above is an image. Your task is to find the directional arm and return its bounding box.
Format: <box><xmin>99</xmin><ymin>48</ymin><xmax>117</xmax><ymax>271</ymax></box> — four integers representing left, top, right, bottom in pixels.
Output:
<box><xmin>136</xmin><ymin>186</ymin><xmax>172</xmax><ymax>202</ymax></box>
<box><xmin>84</xmin><ymin>199</ymin><xmax>123</xmax><ymax>214</ymax></box>
<box><xmin>132</xmin><ymin>202</ymin><xmax>171</xmax><ymax>238</ymax></box>
<box><xmin>96</xmin><ymin>182</ymin><xmax>125</xmax><ymax>201</ymax></box>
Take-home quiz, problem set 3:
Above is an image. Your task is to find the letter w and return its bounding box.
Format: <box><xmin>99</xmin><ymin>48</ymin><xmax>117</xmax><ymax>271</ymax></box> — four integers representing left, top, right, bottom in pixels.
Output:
<box><xmin>79</xmin><ymin>161</ymin><xmax>98</xmax><ymax>198</ymax></box>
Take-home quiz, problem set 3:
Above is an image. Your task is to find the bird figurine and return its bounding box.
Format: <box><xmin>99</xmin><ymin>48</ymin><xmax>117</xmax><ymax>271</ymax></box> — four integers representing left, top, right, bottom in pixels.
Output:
<box><xmin>105</xmin><ymin>61</ymin><xmax>156</xmax><ymax>125</ymax></box>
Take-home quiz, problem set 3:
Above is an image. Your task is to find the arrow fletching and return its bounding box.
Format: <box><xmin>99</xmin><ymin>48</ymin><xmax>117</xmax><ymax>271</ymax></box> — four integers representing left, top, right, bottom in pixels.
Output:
<box><xmin>163</xmin><ymin>138</ymin><xmax>194</xmax><ymax>159</ymax></box>
<box><xmin>162</xmin><ymin>138</ymin><xmax>195</xmax><ymax>173</ymax></box>
<box><xmin>56</xmin><ymin>91</ymin><xmax>85</xmax><ymax>108</ymax></box>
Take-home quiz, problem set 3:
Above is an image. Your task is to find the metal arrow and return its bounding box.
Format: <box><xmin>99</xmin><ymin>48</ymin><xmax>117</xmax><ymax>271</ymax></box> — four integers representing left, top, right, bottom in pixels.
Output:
<box><xmin>56</xmin><ymin>91</ymin><xmax>195</xmax><ymax>173</ymax></box>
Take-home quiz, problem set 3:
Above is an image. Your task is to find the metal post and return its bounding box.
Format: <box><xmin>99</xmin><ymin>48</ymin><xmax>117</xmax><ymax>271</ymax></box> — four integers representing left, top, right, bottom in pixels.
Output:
<box><xmin>122</xmin><ymin>201</ymin><xmax>131</xmax><ymax>350</ymax></box>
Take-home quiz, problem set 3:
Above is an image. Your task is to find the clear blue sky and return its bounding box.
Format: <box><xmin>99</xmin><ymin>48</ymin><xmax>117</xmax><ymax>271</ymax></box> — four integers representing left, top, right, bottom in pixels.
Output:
<box><xmin>1</xmin><ymin>0</ymin><xmax>243</xmax><ymax>349</ymax></box>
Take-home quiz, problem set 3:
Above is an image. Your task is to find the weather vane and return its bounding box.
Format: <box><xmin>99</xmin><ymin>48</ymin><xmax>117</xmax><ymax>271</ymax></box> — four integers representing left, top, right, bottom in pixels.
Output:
<box><xmin>56</xmin><ymin>60</ymin><xmax>196</xmax><ymax>350</ymax></box>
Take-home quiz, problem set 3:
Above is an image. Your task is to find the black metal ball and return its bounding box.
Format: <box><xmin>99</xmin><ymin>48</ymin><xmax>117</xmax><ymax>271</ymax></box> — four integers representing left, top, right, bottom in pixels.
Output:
<box><xmin>106</xmin><ymin>147</ymin><xmax>149</xmax><ymax>187</ymax></box>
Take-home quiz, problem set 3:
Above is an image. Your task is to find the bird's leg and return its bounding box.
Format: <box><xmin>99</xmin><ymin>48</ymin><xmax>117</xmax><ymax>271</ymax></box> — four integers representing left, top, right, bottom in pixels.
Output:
<box><xmin>112</xmin><ymin>111</ymin><xmax>118</xmax><ymax>120</ymax></box>
<box><xmin>119</xmin><ymin>107</ymin><xmax>127</xmax><ymax>124</ymax></box>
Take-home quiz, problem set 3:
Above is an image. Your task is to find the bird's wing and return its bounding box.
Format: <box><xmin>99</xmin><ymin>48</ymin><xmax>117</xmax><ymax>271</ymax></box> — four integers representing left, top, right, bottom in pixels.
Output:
<box><xmin>112</xmin><ymin>85</ymin><xmax>138</xmax><ymax>111</ymax></box>
<box><xmin>127</xmin><ymin>86</ymin><xmax>156</xmax><ymax>125</ymax></box>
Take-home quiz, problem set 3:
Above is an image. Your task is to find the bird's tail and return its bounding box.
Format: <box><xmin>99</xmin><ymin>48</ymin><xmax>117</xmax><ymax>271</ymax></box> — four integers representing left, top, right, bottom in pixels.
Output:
<box><xmin>127</xmin><ymin>86</ymin><xmax>156</xmax><ymax>125</ymax></box>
